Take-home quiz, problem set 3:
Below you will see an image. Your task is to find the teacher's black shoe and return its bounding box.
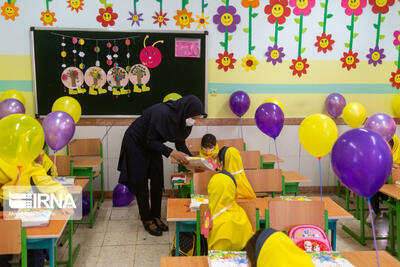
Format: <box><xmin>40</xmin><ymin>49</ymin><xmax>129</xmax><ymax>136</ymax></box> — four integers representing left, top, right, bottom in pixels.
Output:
<box><xmin>153</xmin><ymin>217</ymin><xmax>169</xmax><ymax>232</ymax></box>
<box><xmin>143</xmin><ymin>221</ymin><xmax>162</xmax><ymax>236</ymax></box>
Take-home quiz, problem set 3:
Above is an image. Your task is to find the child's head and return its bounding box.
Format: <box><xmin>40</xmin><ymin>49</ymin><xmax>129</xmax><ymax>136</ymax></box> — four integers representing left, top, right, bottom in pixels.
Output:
<box><xmin>389</xmin><ymin>138</ymin><xmax>394</xmax><ymax>149</ymax></box>
<box><xmin>201</xmin><ymin>134</ymin><xmax>217</xmax><ymax>154</ymax></box>
<box><xmin>217</xmin><ymin>146</ymin><xmax>229</xmax><ymax>169</ymax></box>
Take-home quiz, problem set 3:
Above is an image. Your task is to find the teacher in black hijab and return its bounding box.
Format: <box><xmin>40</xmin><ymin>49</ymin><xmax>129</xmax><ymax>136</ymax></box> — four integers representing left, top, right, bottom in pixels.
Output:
<box><xmin>118</xmin><ymin>95</ymin><xmax>206</xmax><ymax>236</ymax></box>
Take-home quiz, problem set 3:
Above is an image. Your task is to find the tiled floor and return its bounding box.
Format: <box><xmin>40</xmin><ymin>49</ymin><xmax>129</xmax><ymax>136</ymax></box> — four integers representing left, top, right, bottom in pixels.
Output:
<box><xmin>54</xmin><ymin>195</ymin><xmax>393</xmax><ymax>267</ymax></box>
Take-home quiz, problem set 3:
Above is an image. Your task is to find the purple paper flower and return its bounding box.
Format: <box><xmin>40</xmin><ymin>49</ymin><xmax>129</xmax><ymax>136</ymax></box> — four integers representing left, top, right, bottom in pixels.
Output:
<box><xmin>366</xmin><ymin>46</ymin><xmax>385</xmax><ymax>67</ymax></box>
<box><xmin>213</xmin><ymin>5</ymin><xmax>241</xmax><ymax>33</ymax></box>
<box><xmin>127</xmin><ymin>10</ymin><xmax>143</xmax><ymax>27</ymax></box>
<box><xmin>265</xmin><ymin>44</ymin><xmax>285</xmax><ymax>65</ymax></box>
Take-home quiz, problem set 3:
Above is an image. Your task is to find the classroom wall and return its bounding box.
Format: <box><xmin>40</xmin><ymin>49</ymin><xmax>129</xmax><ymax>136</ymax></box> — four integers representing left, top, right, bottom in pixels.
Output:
<box><xmin>0</xmin><ymin>0</ymin><xmax>399</xmax><ymax>117</ymax></box>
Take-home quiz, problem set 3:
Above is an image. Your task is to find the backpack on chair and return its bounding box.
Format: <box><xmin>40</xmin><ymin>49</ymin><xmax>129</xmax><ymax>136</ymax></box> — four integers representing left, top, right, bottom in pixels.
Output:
<box><xmin>169</xmin><ymin>232</ymin><xmax>208</xmax><ymax>256</ymax></box>
<box><xmin>288</xmin><ymin>225</ymin><xmax>332</xmax><ymax>252</ymax></box>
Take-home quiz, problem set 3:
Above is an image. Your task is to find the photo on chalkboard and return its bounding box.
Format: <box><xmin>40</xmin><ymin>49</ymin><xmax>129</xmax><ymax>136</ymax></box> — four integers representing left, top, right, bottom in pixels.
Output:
<box><xmin>175</xmin><ymin>38</ymin><xmax>201</xmax><ymax>58</ymax></box>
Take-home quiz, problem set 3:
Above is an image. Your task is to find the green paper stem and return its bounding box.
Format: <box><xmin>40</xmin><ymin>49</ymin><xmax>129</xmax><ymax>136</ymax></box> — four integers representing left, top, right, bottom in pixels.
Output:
<box><xmin>134</xmin><ymin>0</ymin><xmax>138</xmax><ymax>11</ymax></box>
<box><xmin>226</xmin><ymin>0</ymin><xmax>229</xmax><ymax>8</ymax></box>
<box><xmin>224</xmin><ymin>30</ymin><xmax>228</xmax><ymax>51</ymax></box>
<box><xmin>156</xmin><ymin>0</ymin><xmax>162</xmax><ymax>12</ymax></box>
<box><xmin>7</xmin><ymin>0</ymin><xmax>11</xmax><ymax>4</ymax></box>
<box><xmin>46</xmin><ymin>0</ymin><xmax>52</xmax><ymax>10</ymax></box>
<box><xmin>397</xmin><ymin>48</ymin><xmax>400</xmax><ymax>70</ymax></box>
<box><xmin>349</xmin><ymin>13</ymin><xmax>355</xmax><ymax>50</ymax></box>
<box><xmin>375</xmin><ymin>12</ymin><xmax>382</xmax><ymax>48</ymax></box>
<box><xmin>274</xmin><ymin>21</ymin><xmax>278</xmax><ymax>45</ymax></box>
<box><xmin>248</xmin><ymin>6</ymin><xmax>253</xmax><ymax>55</ymax></box>
<box><xmin>182</xmin><ymin>0</ymin><xmax>189</xmax><ymax>10</ymax></box>
<box><xmin>322</xmin><ymin>0</ymin><xmax>328</xmax><ymax>33</ymax></box>
<box><xmin>297</xmin><ymin>14</ymin><xmax>303</xmax><ymax>57</ymax></box>
<box><xmin>201</xmin><ymin>0</ymin><xmax>205</xmax><ymax>13</ymax></box>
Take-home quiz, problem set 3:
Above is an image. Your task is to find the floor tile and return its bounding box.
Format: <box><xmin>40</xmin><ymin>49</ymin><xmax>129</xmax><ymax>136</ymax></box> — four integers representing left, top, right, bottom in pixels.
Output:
<box><xmin>103</xmin><ymin>231</ymin><xmax>138</xmax><ymax>246</ymax></box>
<box><xmin>73</xmin><ymin>246</ymin><xmax>101</xmax><ymax>267</ymax></box>
<box><xmin>106</xmin><ymin>220</ymin><xmax>140</xmax><ymax>232</ymax></box>
<box><xmin>74</xmin><ymin>232</ymin><xmax>105</xmax><ymax>247</ymax></box>
<box><xmin>96</xmin><ymin>245</ymin><xmax>135</xmax><ymax>267</ymax></box>
<box><xmin>133</xmin><ymin>244</ymin><xmax>170</xmax><ymax>267</ymax></box>
<box><xmin>136</xmin><ymin>229</ymin><xmax>170</xmax><ymax>245</ymax></box>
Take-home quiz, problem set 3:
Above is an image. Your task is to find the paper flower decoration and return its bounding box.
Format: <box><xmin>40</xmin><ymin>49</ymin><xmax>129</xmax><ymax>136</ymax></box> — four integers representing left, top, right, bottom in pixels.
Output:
<box><xmin>67</xmin><ymin>0</ymin><xmax>84</xmax><ymax>13</ymax></box>
<box><xmin>264</xmin><ymin>0</ymin><xmax>291</xmax><ymax>24</ymax></box>
<box><xmin>201</xmin><ymin>209</ymin><xmax>213</xmax><ymax>238</ymax></box>
<box><xmin>1</xmin><ymin>2</ymin><xmax>19</xmax><ymax>21</ymax></box>
<box><xmin>128</xmin><ymin>10</ymin><xmax>143</xmax><ymax>26</ymax></box>
<box><xmin>40</xmin><ymin>10</ymin><xmax>57</xmax><ymax>26</ymax></box>
<box><xmin>216</xmin><ymin>51</ymin><xmax>236</xmax><ymax>72</ymax></box>
<box><xmin>390</xmin><ymin>70</ymin><xmax>400</xmax><ymax>89</ymax></box>
<box><xmin>366</xmin><ymin>46</ymin><xmax>385</xmax><ymax>67</ymax></box>
<box><xmin>152</xmin><ymin>11</ymin><xmax>169</xmax><ymax>27</ymax></box>
<box><xmin>341</xmin><ymin>0</ymin><xmax>367</xmax><ymax>16</ymax></box>
<box><xmin>195</xmin><ymin>14</ymin><xmax>210</xmax><ymax>29</ymax></box>
<box><xmin>174</xmin><ymin>8</ymin><xmax>194</xmax><ymax>29</ymax></box>
<box><xmin>213</xmin><ymin>5</ymin><xmax>241</xmax><ymax>33</ymax></box>
<box><xmin>242</xmin><ymin>54</ymin><xmax>259</xmax><ymax>71</ymax></box>
<box><xmin>242</xmin><ymin>0</ymin><xmax>260</xmax><ymax>8</ymax></box>
<box><xmin>97</xmin><ymin>7</ymin><xmax>118</xmax><ymax>27</ymax></box>
<box><xmin>266</xmin><ymin>44</ymin><xmax>285</xmax><ymax>65</ymax></box>
<box><xmin>314</xmin><ymin>33</ymin><xmax>334</xmax><ymax>53</ymax></box>
<box><xmin>289</xmin><ymin>0</ymin><xmax>315</xmax><ymax>16</ymax></box>
<box><xmin>341</xmin><ymin>50</ymin><xmax>359</xmax><ymax>70</ymax></box>
<box><xmin>394</xmin><ymin>31</ymin><xmax>400</xmax><ymax>46</ymax></box>
<box><xmin>369</xmin><ymin>0</ymin><xmax>394</xmax><ymax>14</ymax></box>
<box><xmin>289</xmin><ymin>56</ymin><xmax>309</xmax><ymax>77</ymax></box>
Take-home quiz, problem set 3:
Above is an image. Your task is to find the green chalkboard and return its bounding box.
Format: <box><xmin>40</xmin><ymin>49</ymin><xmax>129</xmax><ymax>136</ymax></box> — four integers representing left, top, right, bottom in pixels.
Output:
<box><xmin>31</xmin><ymin>27</ymin><xmax>207</xmax><ymax>117</ymax></box>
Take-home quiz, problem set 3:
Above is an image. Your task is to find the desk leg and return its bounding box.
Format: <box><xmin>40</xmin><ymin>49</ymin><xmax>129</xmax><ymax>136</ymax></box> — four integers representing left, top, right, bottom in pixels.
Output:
<box><xmin>49</xmin><ymin>239</ymin><xmax>56</xmax><ymax>267</ymax></box>
<box><xmin>328</xmin><ymin>220</ymin><xmax>337</xmax><ymax>251</ymax></box>
<box><xmin>175</xmin><ymin>223</ymin><xmax>180</xmax><ymax>256</ymax></box>
<box><xmin>360</xmin><ymin>197</ymin><xmax>365</xmax><ymax>244</ymax></box>
<box><xmin>345</xmin><ymin>188</ymin><xmax>350</xmax><ymax>211</ymax></box>
<box><xmin>89</xmin><ymin>171</ymin><xmax>94</xmax><ymax>228</ymax></box>
<box><xmin>389</xmin><ymin>201</ymin><xmax>395</xmax><ymax>254</ymax></box>
<box><xmin>397</xmin><ymin>200</ymin><xmax>400</xmax><ymax>260</ymax></box>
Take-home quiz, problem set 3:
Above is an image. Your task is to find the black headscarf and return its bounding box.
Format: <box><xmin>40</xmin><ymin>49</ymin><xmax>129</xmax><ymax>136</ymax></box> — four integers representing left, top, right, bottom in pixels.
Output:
<box><xmin>144</xmin><ymin>95</ymin><xmax>207</xmax><ymax>142</ymax></box>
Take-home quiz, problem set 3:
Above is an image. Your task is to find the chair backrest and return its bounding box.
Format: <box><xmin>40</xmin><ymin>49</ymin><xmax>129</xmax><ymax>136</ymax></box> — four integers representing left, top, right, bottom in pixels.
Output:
<box><xmin>268</xmin><ymin>200</ymin><xmax>325</xmax><ymax>231</ymax></box>
<box><xmin>0</xmin><ymin>220</ymin><xmax>22</xmax><ymax>255</ymax></box>
<box><xmin>246</xmin><ymin>169</ymin><xmax>283</xmax><ymax>193</ymax></box>
<box><xmin>240</xmin><ymin>150</ymin><xmax>261</xmax><ymax>169</ymax></box>
<box><xmin>200</xmin><ymin>201</ymin><xmax>257</xmax><ymax>232</ymax></box>
<box><xmin>392</xmin><ymin>168</ymin><xmax>400</xmax><ymax>183</ymax></box>
<box><xmin>218</xmin><ymin>138</ymin><xmax>245</xmax><ymax>151</ymax></box>
<box><xmin>185</xmin><ymin>138</ymin><xmax>202</xmax><ymax>156</ymax></box>
<box><xmin>68</xmin><ymin>138</ymin><xmax>101</xmax><ymax>157</ymax></box>
<box><xmin>49</xmin><ymin>155</ymin><xmax>70</xmax><ymax>176</ymax></box>
<box><xmin>193</xmin><ymin>171</ymin><xmax>217</xmax><ymax>195</ymax></box>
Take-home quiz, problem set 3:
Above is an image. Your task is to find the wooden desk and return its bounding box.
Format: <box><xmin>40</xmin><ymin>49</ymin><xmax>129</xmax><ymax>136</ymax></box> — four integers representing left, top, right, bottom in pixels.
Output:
<box><xmin>71</xmin><ymin>157</ymin><xmax>103</xmax><ymax>168</ymax></box>
<box><xmin>380</xmin><ymin>184</ymin><xmax>400</xmax><ymax>199</ymax></box>
<box><xmin>283</xmin><ymin>171</ymin><xmax>311</xmax><ymax>183</ymax></box>
<box><xmin>342</xmin><ymin>251</ymin><xmax>400</xmax><ymax>266</ymax></box>
<box><xmin>161</xmin><ymin>256</ymin><xmax>208</xmax><ymax>267</ymax></box>
<box><xmin>262</xmin><ymin>154</ymin><xmax>283</xmax><ymax>163</ymax></box>
<box><xmin>64</xmin><ymin>179</ymin><xmax>88</xmax><ymax>194</ymax></box>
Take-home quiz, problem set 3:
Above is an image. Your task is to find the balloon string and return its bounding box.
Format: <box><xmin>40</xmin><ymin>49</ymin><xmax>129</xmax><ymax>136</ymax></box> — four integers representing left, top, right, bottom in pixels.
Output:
<box><xmin>318</xmin><ymin>158</ymin><xmax>323</xmax><ymax>201</ymax></box>
<box><xmin>240</xmin><ymin>117</ymin><xmax>244</xmax><ymax>139</ymax></box>
<box><xmin>101</xmin><ymin>122</ymin><xmax>115</xmax><ymax>142</ymax></box>
<box><xmin>53</xmin><ymin>151</ymin><xmax>57</xmax><ymax>178</ymax></box>
<box><xmin>367</xmin><ymin>197</ymin><xmax>381</xmax><ymax>267</ymax></box>
<box><xmin>273</xmin><ymin>139</ymin><xmax>280</xmax><ymax>170</ymax></box>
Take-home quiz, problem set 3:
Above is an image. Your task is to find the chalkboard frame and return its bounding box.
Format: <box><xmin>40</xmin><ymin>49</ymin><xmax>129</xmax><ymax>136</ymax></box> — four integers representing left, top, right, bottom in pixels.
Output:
<box><xmin>30</xmin><ymin>27</ymin><xmax>208</xmax><ymax>118</ymax></box>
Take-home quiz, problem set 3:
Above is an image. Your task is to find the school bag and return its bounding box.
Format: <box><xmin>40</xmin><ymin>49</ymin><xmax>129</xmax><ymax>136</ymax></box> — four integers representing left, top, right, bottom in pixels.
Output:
<box><xmin>288</xmin><ymin>225</ymin><xmax>332</xmax><ymax>252</ymax></box>
<box><xmin>169</xmin><ymin>232</ymin><xmax>208</xmax><ymax>256</ymax></box>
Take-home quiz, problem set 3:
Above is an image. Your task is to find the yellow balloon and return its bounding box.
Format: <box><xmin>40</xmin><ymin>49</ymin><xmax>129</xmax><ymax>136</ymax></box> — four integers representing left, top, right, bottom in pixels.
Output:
<box><xmin>52</xmin><ymin>96</ymin><xmax>82</xmax><ymax>123</ymax></box>
<box><xmin>262</xmin><ymin>98</ymin><xmax>285</xmax><ymax>113</ymax></box>
<box><xmin>0</xmin><ymin>90</ymin><xmax>26</xmax><ymax>108</ymax></box>
<box><xmin>163</xmin><ymin>93</ymin><xmax>182</xmax><ymax>103</ymax></box>
<box><xmin>343</xmin><ymin>102</ymin><xmax>366</xmax><ymax>128</ymax></box>
<box><xmin>393</xmin><ymin>95</ymin><xmax>400</xmax><ymax>117</ymax></box>
<box><xmin>299</xmin><ymin>114</ymin><xmax>338</xmax><ymax>158</ymax></box>
<box><xmin>0</xmin><ymin>114</ymin><xmax>44</xmax><ymax>167</ymax></box>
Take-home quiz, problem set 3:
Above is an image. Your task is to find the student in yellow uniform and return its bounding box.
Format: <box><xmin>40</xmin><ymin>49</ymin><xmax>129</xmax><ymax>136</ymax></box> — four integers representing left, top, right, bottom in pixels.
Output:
<box><xmin>207</xmin><ymin>169</ymin><xmax>253</xmax><ymax>250</ymax></box>
<box><xmin>218</xmin><ymin>146</ymin><xmax>256</xmax><ymax>199</ymax></box>
<box><xmin>34</xmin><ymin>144</ymin><xmax>58</xmax><ymax>176</ymax></box>
<box><xmin>244</xmin><ymin>228</ymin><xmax>314</xmax><ymax>267</ymax></box>
<box><xmin>199</xmin><ymin>134</ymin><xmax>219</xmax><ymax>170</ymax></box>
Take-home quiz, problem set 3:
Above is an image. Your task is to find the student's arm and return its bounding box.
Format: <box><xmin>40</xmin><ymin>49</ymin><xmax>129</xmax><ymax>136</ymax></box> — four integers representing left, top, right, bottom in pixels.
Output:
<box><xmin>175</xmin><ymin>140</ymin><xmax>192</xmax><ymax>156</ymax></box>
<box><xmin>210</xmin><ymin>239</ymin><xmax>233</xmax><ymax>251</ymax></box>
<box><xmin>32</xmin><ymin>175</ymin><xmax>69</xmax><ymax>201</ymax></box>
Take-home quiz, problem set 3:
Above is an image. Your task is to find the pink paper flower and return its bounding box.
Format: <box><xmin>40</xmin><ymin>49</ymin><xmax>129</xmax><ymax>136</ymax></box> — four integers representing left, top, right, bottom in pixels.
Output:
<box><xmin>394</xmin><ymin>31</ymin><xmax>400</xmax><ymax>46</ymax></box>
<box><xmin>289</xmin><ymin>0</ymin><xmax>315</xmax><ymax>16</ymax></box>
<box><xmin>341</xmin><ymin>0</ymin><xmax>367</xmax><ymax>16</ymax></box>
<box><xmin>201</xmin><ymin>209</ymin><xmax>213</xmax><ymax>238</ymax></box>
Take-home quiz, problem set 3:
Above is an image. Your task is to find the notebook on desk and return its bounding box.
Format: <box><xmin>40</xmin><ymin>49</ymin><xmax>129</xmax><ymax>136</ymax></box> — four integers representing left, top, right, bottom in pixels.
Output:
<box><xmin>208</xmin><ymin>250</ymin><xmax>248</xmax><ymax>267</ymax></box>
<box><xmin>184</xmin><ymin>157</ymin><xmax>214</xmax><ymax>172</ymax></box>
<box><xmin>55</xmin><ymin>176</ymin><xmax>75</xmax><ymax>186</ymax></box>
<box><xmin>15</xmin><ymin>209</ymin><xmax>52</xmax><ymax>228</ymax></box>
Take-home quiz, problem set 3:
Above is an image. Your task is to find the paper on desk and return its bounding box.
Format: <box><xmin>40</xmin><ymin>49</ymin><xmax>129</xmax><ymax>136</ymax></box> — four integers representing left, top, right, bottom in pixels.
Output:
<box><xmin>184</xmin><ymin>157</ymin><xmax>214</xmax><ymax>171</ymax></box>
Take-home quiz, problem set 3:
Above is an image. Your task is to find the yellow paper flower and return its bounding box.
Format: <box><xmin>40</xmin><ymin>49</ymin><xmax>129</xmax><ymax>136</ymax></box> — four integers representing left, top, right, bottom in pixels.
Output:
<box><xmin>195</xmin><ymin>13</ymin><xmax>210</xmax><ymax>29</ymax></box>
<box><xmin>1</xmin><ymin>2</ymin><xmax>19</xmax><ymax>21</ymax></box>
<box><xmin>40</xmin><ymin>10</ymin><xmax>57</xmax><ymax>26</ymax></box>
<box><xmin>173</xmin><ymin>8</ymin><xmax>194</xmax><ymax>29</ymax></box>
<box><xmin>241</xmin><ymin>54</ymin><xmax>258</xmax><ymax>71</ymax></box>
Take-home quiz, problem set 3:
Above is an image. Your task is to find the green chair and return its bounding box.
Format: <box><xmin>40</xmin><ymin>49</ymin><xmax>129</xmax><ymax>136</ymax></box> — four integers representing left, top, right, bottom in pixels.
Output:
<box><xmin>0</xmin><ymin>219</ymin><xmax>27</xmax><ymax>267</ymax></box>
<box><xmin>196</xmin><ymin>201</ymin><xmax>260</xmax><ymax>255</ymax></box>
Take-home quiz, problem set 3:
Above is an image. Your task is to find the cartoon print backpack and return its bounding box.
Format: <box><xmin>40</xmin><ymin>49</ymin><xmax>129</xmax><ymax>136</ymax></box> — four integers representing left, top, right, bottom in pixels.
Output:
<box><xmin>288</xmin><ymin>225</ymin><xmax>332</xmax><ymax>252</ymax></box>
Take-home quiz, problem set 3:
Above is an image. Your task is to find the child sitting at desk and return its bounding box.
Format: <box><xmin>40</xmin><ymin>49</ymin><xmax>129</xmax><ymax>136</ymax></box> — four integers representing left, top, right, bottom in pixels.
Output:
<box><xmin>34</xmin><ymin>144</ymin><xmax>58</xmax><ymax>177</ymax></box>
<box><xmin>218</xmin><ymin>146</ymin><xmax>256</xmax><ymax>199</ymax></box>
<box><xmin>207</xmin><ymin>168</ymin><xmax>253</xmax><ymax>251</ymax></box>
<box><xmin>244</xmin><ymin>228</ymin><xmax>314</xmax><ymax>267</ymax></box>
<box><xmin>0</xmin><ymin>157</ymin><xmax>68</xmax><ymax>267</ymax></box>
<box><xmin>199</xmin><ymin>134</ymin><xmax>219</xmax><ymax>170</ymax></box>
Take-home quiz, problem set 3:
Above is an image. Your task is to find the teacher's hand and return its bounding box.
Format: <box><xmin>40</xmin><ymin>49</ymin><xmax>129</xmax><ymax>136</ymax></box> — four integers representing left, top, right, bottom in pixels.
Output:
<box><xmin>171</xmin><ymin>150</ymin><xmax>189</xmax><ymax>165</ymax></box>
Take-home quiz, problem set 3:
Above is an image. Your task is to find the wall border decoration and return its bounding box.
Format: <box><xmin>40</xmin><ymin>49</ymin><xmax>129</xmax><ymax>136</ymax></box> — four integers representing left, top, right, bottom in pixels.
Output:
<box><xmin>195</xmin><ymin>0</ymin><xmax>209</xmax><ymax>29</ymax></box>
<box><xmin>241</xmin><ymin>0</ymin><xmax>259</xmax><ymax>71</ymax></box>
<box><xmin>128</xmin><ymin>0</ymin><xmax>143</xmax><ymax>27</ymax></box>
<box><xmin>1</xmin><ymin>0</ymin><xmax>19</xmax><ymax>21</ymax></box>
<box><xmin>153</xmin><ymin>0</ymin><xmax>169</xmax><ymax>28</ymax></box>
<box><xmin>41</xmin><ymin>0</ymin><xmax>57</xmax><ymax>26</ymax></box>
<box><xmin>315</xmin><ymin>0</ymin><xmax>334</xmax><ymax>54</ymax></box>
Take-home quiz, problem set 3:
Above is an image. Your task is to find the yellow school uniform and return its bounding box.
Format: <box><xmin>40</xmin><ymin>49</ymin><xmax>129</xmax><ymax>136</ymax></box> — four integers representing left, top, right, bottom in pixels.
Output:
<box><xmin>257</xmin><ymin>231</ymin><xmax>314</xmax><ymax>267</ymax></box>
<box><xmin>221</xmin><ymin>147</ymin><xmax>256</xmax><ymax>199</ymax></box>
<box><xmin>199</xmin><ymin>143</ymin><xmax>219</xmax><ymax>169</ymax></box>
<box><xmin>0</xmin><ymin>158</ymin><xmax>67</xmax><ymax>202</ymax></box>
<box><xmin>40</xmin><ymin>152</ymin><xmax>58</xmax><ymax>177</ymax></box>
<box><xmin>207</xmin><ymin>171</ymin><xmax>254</xmax><ymax>251</ymax></box>
<box><xmin>392</xmin><ymin>134</ymin><xmax>400</xmax><ymax>165</ymax></box>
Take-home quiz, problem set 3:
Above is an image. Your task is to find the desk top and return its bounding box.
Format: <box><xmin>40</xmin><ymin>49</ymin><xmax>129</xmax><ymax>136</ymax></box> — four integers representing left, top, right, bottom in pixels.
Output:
<box><xmin>262</xmin><ymin>154</ymin><xmax>283</xmax><ymax>163</ymax></box>
<box><xmin>65</xmin><ymin>179</ymin><xmax>88</xmax><ymax>194</ymax></box>
<box><xmin>380</xmin><ymin>184</ymin><xmax>400</xmax><ymax>200</ymax></box>
<box><xmin>167</xmin><ymin>197</ymin><xmax>352</xmax><ymax>222</ymax></box>
<box><xmin>161</xmin><ymin>256</ymin><xmax>208</xmax><ymax>267</ymax></box>
<box><xmin>0</xmin><ymin>211</ymin><xmax>69</xmax><ymax>239</ymax></box>
<box><xmin>71</xmin><ymin>157</ymin><xmax>103</xmax><ymax>168</ymax></box>
<box><xmin>341</xmin><ymin>251</ymin><xmax>400</xmax><ymax>266</ymax></box>
<box><xmin>282</xmin><ymin>171</ymin><xmax>312</xmax><ymax>183</ymax></box>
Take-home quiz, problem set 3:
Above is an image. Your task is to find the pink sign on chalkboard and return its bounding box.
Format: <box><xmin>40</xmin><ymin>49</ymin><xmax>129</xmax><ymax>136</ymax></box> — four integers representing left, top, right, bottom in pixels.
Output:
<box><xmin>175</xmin><ymin>38</ymin><xmax>201</xmax><ymax>58</ymax></box>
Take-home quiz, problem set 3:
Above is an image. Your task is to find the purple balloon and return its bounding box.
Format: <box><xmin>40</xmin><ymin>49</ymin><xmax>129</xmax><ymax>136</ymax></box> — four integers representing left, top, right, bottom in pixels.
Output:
<box><xmin>331</xmin><ymin>128</ymin><xmax>392</xmax><ymax>198</ymax></box>
<box><xmin>113</xmin><ymin>184</ymin><xmax>135</xmax><ymax>207</ymax></box>
<box><xmin>364</xmin><ymin>113</ymin><xmax>396</xmax><ymax>141</ymax></box>
<box><xmin>255</xmin><ymin>103</ymin><xmax>284</xmax><ymax>139</ymax></box>
<box><xmin>42</xmin><ymin>111</ymin><xmax>75</xmax><ymax>151</ymax></box>
<box><xmin>82</xmin><ymin>193</ymin><xmax>93</xmax><ymax>216</ymax></box>
<box><xmin>325</xmin><ymin>93</ymin><xmax>346</xmax><ymax>118</ymax></box>
<box><xmin>229</xmin><ymin>91</ymin><xmax>250</xmax><ymax>117</ymax></box>
<box><xmin>0</xmin><ymin>99</ymin><xmax>25</xmax><ymax>119</ymax></box>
